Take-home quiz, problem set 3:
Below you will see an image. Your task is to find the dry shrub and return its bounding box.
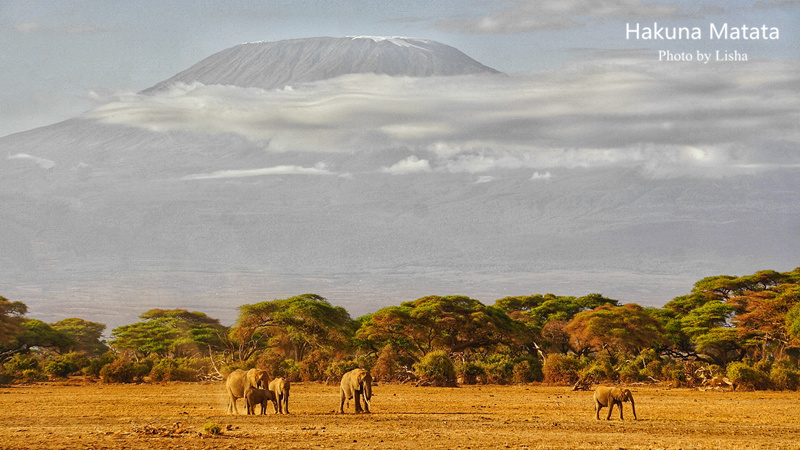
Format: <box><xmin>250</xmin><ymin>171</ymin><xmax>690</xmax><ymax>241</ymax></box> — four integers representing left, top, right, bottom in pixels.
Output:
<box><xmin>414</xmin><ymin>350</ymin><xmax>456</xmax><ymax>386</ymax></box>
<box><xmin>542</xmin><ymin>354</ymin><xmax>581</xmax><ymax>384</ymax></box>
<box><xmin>372</xmin><ymin>345</ymin><xmax>400</xmax><ymax>382</ymax></box>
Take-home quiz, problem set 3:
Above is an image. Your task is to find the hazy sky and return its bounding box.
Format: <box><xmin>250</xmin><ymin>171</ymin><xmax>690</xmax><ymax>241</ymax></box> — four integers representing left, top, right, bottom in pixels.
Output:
<box><xmin>1</xmin><ymin>0</ymin><xmax>798</xmax><ymax>138</ymax></box>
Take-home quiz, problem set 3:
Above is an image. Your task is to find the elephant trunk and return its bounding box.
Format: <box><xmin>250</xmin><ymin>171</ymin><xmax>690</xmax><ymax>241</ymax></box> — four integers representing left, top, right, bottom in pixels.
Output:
<box><xmin>630</xmin><ymin>398</ymin><xmax>637</xmax><ymax>420</ymax></box>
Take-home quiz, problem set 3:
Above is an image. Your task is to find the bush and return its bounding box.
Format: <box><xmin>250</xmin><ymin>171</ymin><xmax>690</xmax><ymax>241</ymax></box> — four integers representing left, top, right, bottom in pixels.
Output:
<box><xmin>44</xmin><ymin>359</ymin><xmax>79</xmax><ymax>379</ymax></box>
<box><xmin>4</xmin><ymin>353</ymin><xmax>38</xmax><ymax>374</ymax></box>
<box><xmin>99</xmin><ymin>358</ymin><xmax>149</xmax><ymax>383</ymax></box>
<box><xmin>298</xmin><ymin>350</ymin><xmax>330</xmax><ymax>382</ymax></box>
<box><xmin>149</xmin><ymin>359</ymin><xmax>198</xmax><ymax>382</ymax></box>
<box><xmin>542</xmin><ymin>354</ymin><xmax>582</xmax><ymax>384</ymax></box>
<box><xmin>726</xmin><ymin>361</ymin><xmax>769</xmax><ymax>390</ymax></box>
<box><xmin>455</xmin><ymin>361</ymin><xmax>485</xmax><ymax>385</ymax></box>
<box><xmin>580</xmin><ymin>354</ymin><xmax>616</xmax><ymax>382</ymax></box>
<box><xmin>44</xmin><ymin>352</ymin><xmax>89</xmax><ymax>378</ymax></box>
<box><xmin>325</xmin><ymin>359</ymin><xmax>360</xmax><ymax>381</ymax></box>
<box><xmin>372</xmin><ymin>345</ymin><xmax>400</xmax><ymax>382</ymax></box>
<box><xmin>769</xmin><ymin>359</ymin><xmax>800</xmax><ymax>390</ymax></box>
<box><xmin>3</xmin><ymin>354</ymin><xmax>41</xmax><ymax>382</ymax></box>
<box><xmin>414</xmin><ymin>350</ymin><xmax>456</xmax><ymax>386</ymax></box>
<box><xmin>202</xmin><ymin>422</ymin><xmax>222</xmax><ymax>435</ymax></box>
<box><xmin>513</xmin><ymin>358</ymin><xmax>543</xmax><ymax>383</ymax></box>
<box><xmin>483</xmin><ymin>354</ymin><xmax>515</xmax><ymax>384</ymax></box>
<box><xmin>83</xmin><ymin>352</ymin><xmax>117</xmax><ymax>377</ymax></box>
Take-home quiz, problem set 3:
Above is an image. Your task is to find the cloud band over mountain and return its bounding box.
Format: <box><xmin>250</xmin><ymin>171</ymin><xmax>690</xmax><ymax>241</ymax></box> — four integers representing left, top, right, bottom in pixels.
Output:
<box><xmin>87</xmin><ymin>57</ymin><xmax>800</xmax><ymax>178</ymax></box>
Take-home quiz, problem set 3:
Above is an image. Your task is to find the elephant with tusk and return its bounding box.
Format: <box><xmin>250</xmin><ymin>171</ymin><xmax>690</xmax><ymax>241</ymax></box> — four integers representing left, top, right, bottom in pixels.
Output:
<box><xmin>339</xmin><ymin>368</ymin><xmax>373</xmax><ymax>413</ymax></box>
<box><xmin>268</xmin><ymin>377</ymin><xmax>291</xmax><ymax>414</ymax></box>
<box><xmin>593</xmin><ymin>386</ymin><xmax>637</xmax><ymax>420</ymax></box>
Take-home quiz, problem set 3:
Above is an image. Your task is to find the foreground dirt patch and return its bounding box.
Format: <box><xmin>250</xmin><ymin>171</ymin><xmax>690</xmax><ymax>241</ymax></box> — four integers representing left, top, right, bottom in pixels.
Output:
<box><xmin>1</xmin><ymin>381</ymin><xmax>799</xmax><ymax>449</ymax></box>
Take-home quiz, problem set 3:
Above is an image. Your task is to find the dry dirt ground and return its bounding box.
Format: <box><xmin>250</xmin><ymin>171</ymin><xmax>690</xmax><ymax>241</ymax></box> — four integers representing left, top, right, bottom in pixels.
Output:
<box><xmin>1</xmin><ymin>381</ymin><xmax>800</xmax><ymax>449</ymax></box>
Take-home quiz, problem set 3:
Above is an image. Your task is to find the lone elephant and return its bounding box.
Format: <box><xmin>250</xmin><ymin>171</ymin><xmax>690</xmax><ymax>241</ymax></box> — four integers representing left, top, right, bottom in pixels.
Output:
<box><xmin>225</xmin><ymin>368</ymin><xmax>269</xmax><ymax>414</ymax></box>
<box><xmin>339</xmin><ymin>368</ymin><xmax>372</xmax><ymax>414</ymax></box>
<box><xmin>593</xmin><ymin>386</ymin><xmax>637</xmax><ymax>420</ymax></box>
<box><xmin>245</xmin><ymin>387</ymin><xmax>277</xmax><ymax>415</ymax></box>
<box><xmin>268</xmin><ymin>377</ymin><xmax>290</xmax><ymax>414</ymax></box>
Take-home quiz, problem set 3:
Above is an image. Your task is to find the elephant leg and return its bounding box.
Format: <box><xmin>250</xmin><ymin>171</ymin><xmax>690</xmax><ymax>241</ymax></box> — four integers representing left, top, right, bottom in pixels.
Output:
<box><xmin>354</xmin><ymin>391</ymin><xmax>363</xmax><ymax>413</ymax></box>
<box><xmin>606</xmin><ymin>402</ymin><xmax>614</xmax><ymax>420</ymax></box>
<box><xmin>595</xmin><ymin>401</ymin><xmax>602</xmax><ymax>420</ymax></box>
<box><xmin>619</xmin><ymin>403</ymin><xmax>624</xmax><ymax>420</ymax></box>
<box><xmin>228</xmin><ymin>392</ymin><xmax>240</xmax><ymax>415</ymax></box>
<box><xmin>339</xmin><ymin>390</ymin><xmax>346</xmax><ymax>413</ymax></box>
<box><xmin>362</xmin><ymin>394</ymin><xmax>370</xmax><ymax>413</ymax></box>
<box><xmin>284</xmin><ymin>394</ymin><xmax>290</xmax><ymax>414</ymax></box>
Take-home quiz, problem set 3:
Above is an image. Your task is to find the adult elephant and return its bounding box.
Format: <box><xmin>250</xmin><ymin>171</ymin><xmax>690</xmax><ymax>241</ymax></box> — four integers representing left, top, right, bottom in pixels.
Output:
<box><xmin>268</xmin><ymin>377</ymin><xmax>291</xmax><ymax>414</ymax></box>
<box><xmin>339</xmin><ymin>368</ymin><xmax>372</xmax><ymax>414</ymax></box>
<box><xmin>225</xmin><ymin>368</ymin><xmax>269</xmax><ymax>414</ymax></box>
<box><xmin>593</xmin><ymin>386</ymin><xmax>637</xmax><ymax>420</ymax></box>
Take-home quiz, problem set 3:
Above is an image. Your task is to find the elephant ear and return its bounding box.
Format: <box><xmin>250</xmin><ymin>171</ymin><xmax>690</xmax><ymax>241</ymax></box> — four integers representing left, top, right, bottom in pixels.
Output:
<box><xmin>622</xmin><ymin>389</ymin><xmax>633</xmax><ymax>401</ymax></box>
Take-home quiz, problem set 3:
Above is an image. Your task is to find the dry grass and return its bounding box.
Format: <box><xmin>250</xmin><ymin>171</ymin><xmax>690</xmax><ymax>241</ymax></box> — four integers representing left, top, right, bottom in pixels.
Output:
<box><xmin>1</xmin><ymin>381</ymin><xmax>799</xmax><ymax>449</ymax></box>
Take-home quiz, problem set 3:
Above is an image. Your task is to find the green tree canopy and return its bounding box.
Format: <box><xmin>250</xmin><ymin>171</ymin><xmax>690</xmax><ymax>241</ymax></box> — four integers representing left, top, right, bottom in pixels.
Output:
<box><xmin>51</xmin><ymin>318</ymin><xmax>108</xmax><ymax>356</ymax></box>
<box><xmin>494</xmin><ymin>293</ymin><xmax>619</xmax><ymax>356</ymax></box>
<box><xmin>14</xmin><ymin>319</ymin><xmax>75</xmax><ymax>354</ymax></box>
<box><xmin>234</xmin><ymin>294</ymin><xmax>355</xmax><ymax>362</ymax></box>
<box><xmin>564</xmin><ymin>303</ymin><xmax>668</xmax><ymax>358</ymax></box>
<box><xmin>110</xmin><ymin>309</ymin><xmax>227</xmax><ymax>360</ymax></box>
<box><xmin>0</xmin><ymin>296</ymin><xmax>28</xmax><ymax>348</ymax></box>
<box><xmin>357</xmin><ymin>295</ymin><xmax>525</xmax><ymax>361</ymax></box>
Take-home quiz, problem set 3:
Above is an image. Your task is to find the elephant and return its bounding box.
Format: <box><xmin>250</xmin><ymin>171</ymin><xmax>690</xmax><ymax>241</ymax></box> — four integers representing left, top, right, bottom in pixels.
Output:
<box><xmin>593</xmin><ymin>386</ymin><xmax>637</xmax><ymax>420</ymax></box>
<box><xmin>339</xmin><ymin>368</ymin><xmax>372</xmax><ymax>414</ymax></box>
<box><xmin>268</xmin><ymin>377</ymin><xmax>291</xmax><ymax>414</ymax></box>
<box><xmin>245</xmin><ymin>387</ymin><xmax>277</xmax><ymax>415</ymax></box>
<box><xmin>225</xmin><ymin>368</ymin><xmax>269</xmax><ymax>414</ymax></box>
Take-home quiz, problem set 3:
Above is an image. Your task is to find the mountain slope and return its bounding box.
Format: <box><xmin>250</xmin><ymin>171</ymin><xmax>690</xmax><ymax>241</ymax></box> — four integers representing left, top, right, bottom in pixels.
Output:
<box><xmin>142</xmin><ymin>36</ymin><xmax>501</xmax><ymax>93</ymax></box>
<box><xmin>1</xmin><ymin>36</ymin><xmax>797</xmax><ymax>331</ymax></box>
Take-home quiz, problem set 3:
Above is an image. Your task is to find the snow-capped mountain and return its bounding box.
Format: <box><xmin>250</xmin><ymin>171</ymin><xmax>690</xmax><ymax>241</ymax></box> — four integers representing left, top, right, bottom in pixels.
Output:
<box><xmin>1</xmin><ymin>37</ymin><xmax>798</xmax><ymax>330</ymax></box>
<box><xmin>142</xmin><ymin>36</ymin><xmax>500</xmax><ymax>93</ymax></box>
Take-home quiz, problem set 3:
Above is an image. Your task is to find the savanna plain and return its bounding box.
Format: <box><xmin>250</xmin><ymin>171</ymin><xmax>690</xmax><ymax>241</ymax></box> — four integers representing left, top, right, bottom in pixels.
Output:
<box><xmin>2</xmin><ymin>382</ymin><xmax>799</xmax><ymax>449</ymax></box>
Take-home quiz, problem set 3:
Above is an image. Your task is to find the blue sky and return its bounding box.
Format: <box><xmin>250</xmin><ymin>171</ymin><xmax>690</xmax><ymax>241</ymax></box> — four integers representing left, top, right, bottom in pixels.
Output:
<box><xmin>1</xmin><ymin>0</ymin><xmax>798</xmax><ymax>137</ymax></box>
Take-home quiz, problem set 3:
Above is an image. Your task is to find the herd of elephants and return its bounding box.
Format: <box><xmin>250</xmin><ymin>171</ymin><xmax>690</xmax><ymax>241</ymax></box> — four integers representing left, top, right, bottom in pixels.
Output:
<box><xmin>225</xmin><ymin>368</ymin><xmax>637</xmax><ymax>420</ymax></box>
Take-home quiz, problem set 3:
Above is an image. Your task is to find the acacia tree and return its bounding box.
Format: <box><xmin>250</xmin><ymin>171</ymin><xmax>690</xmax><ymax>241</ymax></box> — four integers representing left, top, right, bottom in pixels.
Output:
<box><xmin>564</xmin><ymin>303</ymin><xmax>667</xmax><ymax>360</ymax></box>
<box><xmin>110</xmin><ymin>309</ymin><xmax>227</xmax><ymax>360</ymax></box>
<box><xmin>0</xmin><ymin>296</ymin><xmax>28</xmax><ymax>361</ymax></box>
<box><xmin>233</xmin><ymin>294</ymin><xmax>355</xmax><ymax>363</ymax></box>
<box><xmin>494</xmin><ymin>293</ymin><xmax>619</xmax><ymax>357</ymax></box>
<box><xmin>51</xmin><ymin>318</ymin><xmax>108</xmax><ymax>356</ymax></box>
<box><xmin>659</xmin><ymin>270</ymin><xmax>799</xmax><ymax>365</ymax></box>
<box><xmin>732</xmin><ymin>281</ymin><xmax>800</xmax><ymax>360</ymax></box>
<box><xmin>357</xmin><ymin>295</ymin><xmax>525</xmax><ymax>361</ymax></box>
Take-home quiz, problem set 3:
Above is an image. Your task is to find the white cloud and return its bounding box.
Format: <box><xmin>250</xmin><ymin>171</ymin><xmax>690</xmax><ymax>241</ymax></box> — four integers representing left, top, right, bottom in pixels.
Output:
<box><xmin>182</xmin><ymin>163</ymin><xmax>333</xmax><ymax>180</ymax></box>
<box><xmin>381</xmin><ymin>155</ymin><xmax>432</xmax><ymax>175</ymax></box>
<box><xmin>438</xmin><ymin>0</ymin><xmax>683</xmax><ymax>33</ymax></box>
<box><xmin>531</xmin><ymin>171</ymin><xmax>552</xmax><ymax>180</ymax></box>
<box><xmin>7</xmin><ymin>153</ymin><xmax>56</xmax><ymax>169</ymax></box>
<box><xmin>86</xmin><ymin>58</ymin><xmax>800</xmax><ymax>179</ymax></box>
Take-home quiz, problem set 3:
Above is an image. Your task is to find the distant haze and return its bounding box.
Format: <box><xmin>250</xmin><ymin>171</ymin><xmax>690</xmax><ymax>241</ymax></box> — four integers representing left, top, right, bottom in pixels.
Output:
<box><xmin>1</xmin><ymin>37</ymin><xmax>798</xmax><ymax>331</ymax></box>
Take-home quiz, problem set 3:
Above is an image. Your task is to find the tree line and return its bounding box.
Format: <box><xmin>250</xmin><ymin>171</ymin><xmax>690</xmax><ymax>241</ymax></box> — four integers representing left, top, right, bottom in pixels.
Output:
<box><xmin>2</xmin><ymin>267</ymin><xmax>799</xmax><ymax>390</ymax></box>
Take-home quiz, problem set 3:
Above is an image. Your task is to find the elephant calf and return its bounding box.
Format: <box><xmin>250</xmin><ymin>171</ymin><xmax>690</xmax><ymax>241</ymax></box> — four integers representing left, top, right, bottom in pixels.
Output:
<box><xmin>593</xmin><ymin>386</ymin><xmax>636</xmax><ymax>420</ymax></box>
<box><xmin>245</xmin><ymin>387</ymin><xmax>277</xmax><ymax>415</ymax></box>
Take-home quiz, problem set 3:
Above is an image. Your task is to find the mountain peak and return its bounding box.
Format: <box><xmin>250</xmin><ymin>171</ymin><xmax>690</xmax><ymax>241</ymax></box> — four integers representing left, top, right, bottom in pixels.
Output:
<box><xmin>142</xmin><ymin>36</ymin><xmax>501</xmax><ymax>94</ymax></box>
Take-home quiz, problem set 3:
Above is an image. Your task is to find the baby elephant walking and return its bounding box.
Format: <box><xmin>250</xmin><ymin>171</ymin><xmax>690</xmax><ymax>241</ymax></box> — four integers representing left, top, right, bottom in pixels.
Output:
<box><xmin>593</xmin><ymin>386</ymin><xmax>637</xmax><ymax>420</ymax></box>
<box><xmin>245</xmin><ymin>387</ymin><xmax>277</xmax><ymax>415</ymax></box>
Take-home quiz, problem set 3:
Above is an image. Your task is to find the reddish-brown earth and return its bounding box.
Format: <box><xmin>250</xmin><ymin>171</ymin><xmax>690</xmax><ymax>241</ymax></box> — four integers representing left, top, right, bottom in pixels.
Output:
<box><xmin>1</xmin><ymin>381</ymin><xmax>799</xmax><ymax>449</ymax></box>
